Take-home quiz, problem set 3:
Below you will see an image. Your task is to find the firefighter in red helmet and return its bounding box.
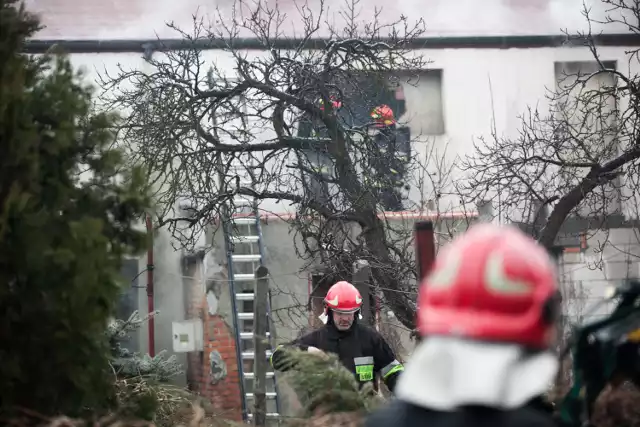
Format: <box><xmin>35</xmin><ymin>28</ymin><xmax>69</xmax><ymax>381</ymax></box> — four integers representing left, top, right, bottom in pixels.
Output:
<box><xmin>318</xmin><ymin>95</ymin><xmax>342</xmax><ymax>112</ymax></box>
<box><xmin>270</xmin><ymin>280</ymin><xmax>404</xmax><ymax>392</ymax></box>
<box><xmin>370</xmin><ymin>104</ymin><xmax>396</xmax><ymax>128</ymax></box>
<box><xmin>366</xmin><ymin>224</ymin><xmax>560</xmax><ymax>427</ymax></box>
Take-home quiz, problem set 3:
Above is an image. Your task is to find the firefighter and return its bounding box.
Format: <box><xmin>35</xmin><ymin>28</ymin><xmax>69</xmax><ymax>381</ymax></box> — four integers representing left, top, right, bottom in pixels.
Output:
<box><xmin>370</xmin><ymin>104</ymin><xmax>396</xmax><ymax>128</ymax></box>
<box><xmin>270</xmin><ymin>280</ymin><xmax>404</xmax><ymax>392</ymax></box>
<box><xmin>318</xmin><ymin>95</ymin><xmax>342</xmax><ymax>112</ymax></box>
<box><xmin>367</xmin><ymin>104</ymin><xmax>405</xmax><ymax>211</ymax></box>
<box><xmin>365</xmin><ymin>224</ymin><xmax>560</xmax><ymax>427</ymax></box>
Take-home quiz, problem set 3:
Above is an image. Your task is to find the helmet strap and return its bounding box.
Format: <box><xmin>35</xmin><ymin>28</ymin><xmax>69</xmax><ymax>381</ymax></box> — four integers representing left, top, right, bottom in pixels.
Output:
<box><xmin>318</xmin><ymin>311</ymin><xmax>329</xmax><ymax>324</ymax></box>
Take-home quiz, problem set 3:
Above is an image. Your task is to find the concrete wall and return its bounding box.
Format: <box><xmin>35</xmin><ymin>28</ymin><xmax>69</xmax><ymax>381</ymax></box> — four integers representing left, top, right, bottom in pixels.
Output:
<box><xmin>222</xmin><ymin>214</ymin><xmax>475</xmax><ymax>349</ymax></box>
<box><xmin>560</xmin><ymin>228</ymin><xmax>640</xmax><ymax>322</ymax></box>
<box><xmin>57</xmin><ymin>47</ymin><xmax>640</xmax><ymax>216</ymax></box>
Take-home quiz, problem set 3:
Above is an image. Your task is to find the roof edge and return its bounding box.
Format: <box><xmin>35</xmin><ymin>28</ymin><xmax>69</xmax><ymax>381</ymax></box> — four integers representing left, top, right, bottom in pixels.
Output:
<box><xmin>23</xmin><ymin>33</ymin><xmax>640</xmax><ymax>54</ymax></box>
<box><xmin>236</xmin><ymin>210</ymin><xmax>479</xmax><ymax>222</ymax></box>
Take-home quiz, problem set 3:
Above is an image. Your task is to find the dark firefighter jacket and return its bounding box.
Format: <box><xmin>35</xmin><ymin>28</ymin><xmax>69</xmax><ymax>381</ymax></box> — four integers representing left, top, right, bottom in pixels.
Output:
<box><xmin>364</xmin><ymin>398</ymin><xmax>559</xmax><ymax>427</ymax></box>
<box><xmin>270</xmin><ymin>318</ymin><xmax>404</xmax><ymax>392</ymax></box>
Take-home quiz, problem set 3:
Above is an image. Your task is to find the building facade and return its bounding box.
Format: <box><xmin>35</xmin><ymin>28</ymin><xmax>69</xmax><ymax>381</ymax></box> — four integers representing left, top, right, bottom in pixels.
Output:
<box><xmin>25</xmin><ymin>0</ymin><xmax>640</xmax><ymax>420</ymax></box>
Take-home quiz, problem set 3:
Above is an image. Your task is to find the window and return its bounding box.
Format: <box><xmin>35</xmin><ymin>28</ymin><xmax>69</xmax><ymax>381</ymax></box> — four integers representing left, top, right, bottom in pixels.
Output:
<box><xmin>296</xmin><ymin>70</ymin><xmax>444</xmax><ymax>212</ymax></box>
<box><xmin>394</xmin><ymin>70</ymin><xmax>445</xmax><ymax>136</ymax></box>
<box><xmin>553</xmin><ymin>61</ymin><xmax>620</xmax><ymax>216</ymax></box>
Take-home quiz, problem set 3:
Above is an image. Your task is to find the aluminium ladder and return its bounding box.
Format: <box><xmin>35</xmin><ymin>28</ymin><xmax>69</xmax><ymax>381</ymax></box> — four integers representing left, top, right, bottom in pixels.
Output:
<box><xmin>223</xmin><ymin>162</ymin><xmax>282</xmax><ymax>423</ymax></box>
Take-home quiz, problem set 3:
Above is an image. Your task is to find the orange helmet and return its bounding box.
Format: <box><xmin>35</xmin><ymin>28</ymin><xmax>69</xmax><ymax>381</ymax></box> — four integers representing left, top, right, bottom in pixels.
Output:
<box><xmin>417</xmin><ymin>224</ymin><xmax>559</xmax><ymax>349</ymax></box>
<box><xmin>318</xmin><ymin>96</ymin><xmax>342</xmax><ymax>111</ymax></box>
<box><xmin>324</xmin><ymin>281</ymin><xmax>363</xmax><ymax>314</ymax></box>
<box><xmin>370</xmin><ymin>104</ymin><xmax>396</xmax><ymax>127</ymax></box>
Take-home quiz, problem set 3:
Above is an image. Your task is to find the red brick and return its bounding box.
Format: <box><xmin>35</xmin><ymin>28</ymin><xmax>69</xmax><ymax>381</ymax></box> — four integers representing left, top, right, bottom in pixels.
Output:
<box><xmin>185</xmin><ymin>285</ymin><xmax>242</xmax><ymax>421</ymax></box>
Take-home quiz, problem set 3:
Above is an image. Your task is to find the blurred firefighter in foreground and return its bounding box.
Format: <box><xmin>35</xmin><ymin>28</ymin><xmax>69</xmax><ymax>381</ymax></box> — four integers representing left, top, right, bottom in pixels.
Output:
<box><xmin>270</xmin><ymin>280</ymin><xmax>404</xmax><ymax>392</ymax></box>
<box><xmin>366</xmin><ymin>223</ymin><xmax>561</xmax><ymax>427</ymax></box>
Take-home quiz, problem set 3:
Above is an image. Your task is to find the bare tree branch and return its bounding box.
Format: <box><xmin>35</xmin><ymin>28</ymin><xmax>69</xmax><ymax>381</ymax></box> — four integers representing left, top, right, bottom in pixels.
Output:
<box><xmin>457</xmin><ymin>0</ymin><xmax>640</xmax><ymax>255</ymax></box>
<box><xmin>98</xmin><ymin>0</ymin><xmax>456</xmax><ymax>330</ymax></box>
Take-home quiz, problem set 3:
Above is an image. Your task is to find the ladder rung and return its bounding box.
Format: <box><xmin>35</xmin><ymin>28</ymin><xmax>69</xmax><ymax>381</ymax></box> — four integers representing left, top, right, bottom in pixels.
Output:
<box><xmin>232</xmin><ymin>254</ymin><xmax>262</xmax><ymax>262</ymax></box>
<box><xmin>233</xmin><ymin>274</ymin><xmax>256</xmax><ymax>281</ymax></box>
<box><xmin>229</xmin><ymin>235</ymin><xmax>259</xmax><ymax>243</ymax></box>
<box><xmin>247</xmin><ymin>413</ymin><xmax>280</xmax><ymax>419</ymax></box>
<box><xmin>242</xmin><ymin>350</ymin><xmax>273</xmax><ymax>359</ymax></box>
<box><xmin>236</xmin><ymin>293</ymin><xmax>255</xmax><ymax>301</ymax></box>
<box><xmin>238</xmin><ymin>312</ymin><xmax>254</xmax><ymax>320</ymax></box>
<box><xmin>245</xmin><ymin>392</ymin><xmax>278</xmax><ymax>399</ymax></box>
<box><xmin>243</xmin><ymin>371</ymin><xmax>275</xmax><ymax>379</ymax></box>
<box><xmin>232</xmin><ymin>217</ymin><xmax>256</xmax><ymax>225</ymax></box>
<box><xmin>239</xmin><ymin>331</ymin><xmax>270</xmax><ymax>339</ymax></box>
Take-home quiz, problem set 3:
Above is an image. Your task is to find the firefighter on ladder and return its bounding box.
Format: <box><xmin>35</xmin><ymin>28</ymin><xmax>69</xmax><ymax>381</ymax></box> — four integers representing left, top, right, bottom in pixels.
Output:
<box><xmin>270</xmin><ymin>280</ymin><xmax>404</xmax><ymax>392</ymax></box>
<box><xmin>368</xmin><ymin>104</ymin><xmax>404</xmax><ymax>211</ymax></box>
<box><xmin>366</xmin><ymin>223</ymin><xmax>560</xmax><ymax>427</ymax></box>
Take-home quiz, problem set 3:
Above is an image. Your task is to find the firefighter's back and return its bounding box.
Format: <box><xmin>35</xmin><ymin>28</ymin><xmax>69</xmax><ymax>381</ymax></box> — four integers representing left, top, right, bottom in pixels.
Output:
<box><xmin>365</xmin><ymin>224</ymin><xmax>563</xmax><ymax>427</ymax></box>
<box><xmin>365</xmin><ymin>399</ymin><xmax>557</xmax><ymax>427</ymax></box>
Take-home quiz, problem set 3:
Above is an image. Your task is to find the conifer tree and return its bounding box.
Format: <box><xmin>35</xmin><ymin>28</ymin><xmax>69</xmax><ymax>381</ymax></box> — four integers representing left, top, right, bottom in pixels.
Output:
<box><xmin>108</xmin><ymin>311</ymin><xmax>182</xmax><ymax>381</ymax></box>
<box><xmin>0</xmin><ymin>0</ymin><xmax>150</xmax><ymax>416</ymax></box>
<box><xmin>278</xmin><ymin>348</ymin><xmax>383</xmax><ymax>425</ymax></box>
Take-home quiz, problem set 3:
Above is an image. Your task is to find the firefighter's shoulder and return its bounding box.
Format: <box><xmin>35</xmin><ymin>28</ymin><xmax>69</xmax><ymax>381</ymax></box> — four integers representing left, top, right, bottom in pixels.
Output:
<box><xmin>353</xmin><ymin>322</ymin><xmax>384</xmax><ymax>340</ymax></box>
<box><xmin>286</xmin><ymin>326</ymin><xmax>327</xmax><ymax>349</ymax></box>
<box><xmin>300</xmin><ymin>326</ymin><xmax>328</xmax><ymax>345</ymax></box>
<box><xmin>365</xmin><ymin>399</ymin><xmax>557</xmax><ymax>427</ymax></box>
<box><xmin>354</xmin><ymin>323</ymin><xmax>395</xmax><ymax>352</ymax></box>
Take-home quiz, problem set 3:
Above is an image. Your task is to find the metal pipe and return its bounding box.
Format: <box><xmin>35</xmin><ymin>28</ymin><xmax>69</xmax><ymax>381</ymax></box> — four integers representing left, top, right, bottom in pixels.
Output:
<box><xmin>145</xmin><ymin>215</ymin><xmax>155</xmax><ymax>357</ymax></box>
<box><xmin>23</xmin><ymin>33</ymin><xmax>640</xmax><ymax>54</ymax></box>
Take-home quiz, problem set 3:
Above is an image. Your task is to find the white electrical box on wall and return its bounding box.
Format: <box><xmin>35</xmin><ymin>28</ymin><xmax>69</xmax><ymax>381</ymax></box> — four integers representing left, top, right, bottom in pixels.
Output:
<box><xmin>172</xmin><ymin>319</ymin><xmax>204</xmax><ymax>353</ymax></box>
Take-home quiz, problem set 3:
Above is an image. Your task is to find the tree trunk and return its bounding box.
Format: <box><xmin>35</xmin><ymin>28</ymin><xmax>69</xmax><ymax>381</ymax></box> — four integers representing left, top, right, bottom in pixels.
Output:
<box><xmin>363</xmin><ymin>217</ymin><xmax>416</xmax><ymax>330</ymax></box>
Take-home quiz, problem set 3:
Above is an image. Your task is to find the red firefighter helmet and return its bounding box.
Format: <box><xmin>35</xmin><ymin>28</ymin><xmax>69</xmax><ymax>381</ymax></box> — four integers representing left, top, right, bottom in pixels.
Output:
<box><xmin>324</xmin><ymin>281</ymin><xmax>363</xmax><ymax>314</ymax></box>
<box><xmin>318</xmin><ymin>96</ymin><xmax>342</xmax><ymax>111</ymax></box>
<box><xmin>417</xmin><ymin>223</ymin><xmax>559</xmax><ymax>349</ymax></box>
<box><xmin>370</xmin><ymin>104</ymin><xmax>396</xmax><ymax>127</ymax></box>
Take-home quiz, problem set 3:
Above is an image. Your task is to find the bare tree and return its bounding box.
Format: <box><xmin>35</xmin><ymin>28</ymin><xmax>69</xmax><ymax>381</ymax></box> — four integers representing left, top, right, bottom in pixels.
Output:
<box><xmin>101</xmin><ymin>0</ymin><xmax>454</xmax><ymax>330</ymax></box>
<box><xmin>456</xmin><ymin>0</ymin><xmax>640</xmax><ymax>254</ymax></box>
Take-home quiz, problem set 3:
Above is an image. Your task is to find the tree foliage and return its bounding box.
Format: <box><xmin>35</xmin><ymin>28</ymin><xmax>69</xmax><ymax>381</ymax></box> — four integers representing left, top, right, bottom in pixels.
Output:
<box><xmin>277</xmin><ymin>348</ymin><xmax>382</xmax><ymax>424</ymax></box>
<box><xmin>108</xmin><ymin>310</ymin><xmax>182</xmax><ymax>381</ymax></box>
<box><xmin>101</xmin><ymin>0</ymin><xmax>459</xmax><ymax>331</ymax></box>
<box><xmin>0</xmin><ymin>0</ymin><xmax>150</xmax><ymax>415</ymax></box>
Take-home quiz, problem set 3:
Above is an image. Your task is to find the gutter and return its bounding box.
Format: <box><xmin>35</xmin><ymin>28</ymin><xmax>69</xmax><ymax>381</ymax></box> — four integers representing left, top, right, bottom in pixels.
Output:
<box><xmin>23</xmin><ymin>33</ymin><xmax>640</xmax><ymax>55</ymax></box>
<box><xmin>145</xmin><ymin>215</ymin><xmax>155</xmax><ymax>358</ymax></box>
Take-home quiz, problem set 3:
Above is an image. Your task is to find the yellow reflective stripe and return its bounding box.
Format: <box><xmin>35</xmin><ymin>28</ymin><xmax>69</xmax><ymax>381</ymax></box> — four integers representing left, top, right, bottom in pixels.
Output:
<box><xmin>270</xmin><ymin>345</ymin><xmax>284</xmax><ymax>366</ymax></box>
<box><xmin>381</xmin><ymin>360</ymin><xmax>404</xmax><ymax>378</ymax></box>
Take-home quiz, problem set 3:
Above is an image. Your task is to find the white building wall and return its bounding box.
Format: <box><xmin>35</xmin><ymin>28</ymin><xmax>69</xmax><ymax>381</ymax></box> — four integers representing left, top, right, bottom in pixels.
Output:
<box><xmin>25</xmin><ymin>0</ymin><xmax>631</xmax><ymax>40</ymax></box>
<box><xmin>26</xmin><ymin>0</ymin><xmax>640</xmax><ymax>377</ymax></box>
<box><xmin>29</xmin><ymin>0</ymin><xmax>640</xmax><ymax>215</ymax></box>
<box><xmin>61</xmin><ymin>44</ymin><xmax>640</xmax><ymax>214</ymax></box>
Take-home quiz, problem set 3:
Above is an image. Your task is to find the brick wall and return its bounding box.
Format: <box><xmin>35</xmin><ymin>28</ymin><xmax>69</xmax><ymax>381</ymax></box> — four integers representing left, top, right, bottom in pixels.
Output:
<box><xmin>185</xmin><ymin>260</ymin><xmax>243</xmax><ymax>422</ymax></box>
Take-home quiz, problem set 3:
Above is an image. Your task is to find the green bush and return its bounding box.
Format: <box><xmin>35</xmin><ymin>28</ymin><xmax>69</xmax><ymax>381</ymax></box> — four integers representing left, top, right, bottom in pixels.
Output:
<box><xmin>0</xmin><ymin>0</ymin><xmax>150</xmax><ymax>416</ymax></box>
